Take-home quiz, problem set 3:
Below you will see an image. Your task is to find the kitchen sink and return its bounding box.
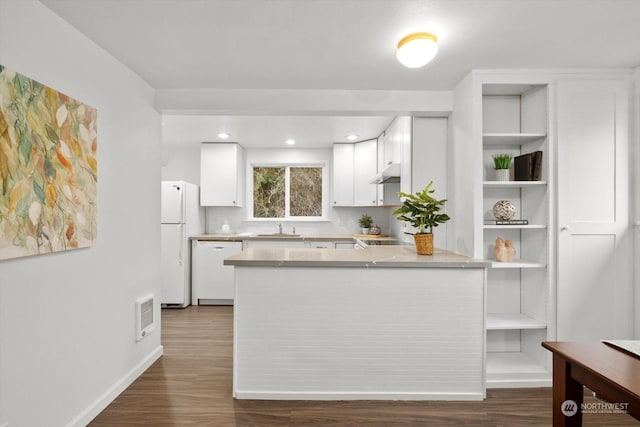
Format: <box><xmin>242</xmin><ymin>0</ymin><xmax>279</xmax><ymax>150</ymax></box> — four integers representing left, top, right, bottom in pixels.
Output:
<box><xmin>255</xmin><ymin>233</ymin><xmax>301</xmax><ymax>237</ymax></box>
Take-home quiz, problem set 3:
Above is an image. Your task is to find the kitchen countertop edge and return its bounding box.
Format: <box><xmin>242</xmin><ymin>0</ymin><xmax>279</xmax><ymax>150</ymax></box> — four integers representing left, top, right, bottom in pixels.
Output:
<box><xmin>224</xmin><ymin>247</ymin><xmax>491</xmax><ymax>269</ymax></box>
<box><xmin>191</xmin><ymin>234</ymin><xmax>379</xmax><ymax>242</ymax></box>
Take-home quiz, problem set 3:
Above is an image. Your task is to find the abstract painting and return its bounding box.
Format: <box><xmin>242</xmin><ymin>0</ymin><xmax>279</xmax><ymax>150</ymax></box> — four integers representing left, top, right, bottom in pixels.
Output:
<box><xmin>0</xmin><ymin>65</ymin><xmax>97</xmax><ymax>260</ymax></box>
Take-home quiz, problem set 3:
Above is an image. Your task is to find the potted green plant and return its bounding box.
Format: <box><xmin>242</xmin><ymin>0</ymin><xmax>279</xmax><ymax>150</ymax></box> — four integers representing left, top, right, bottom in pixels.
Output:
<box><xmin>392</xmin><ymin>181</ymin><xmax>450</xmax><ymax>255</ymax></box>
<box><xmin>492</xmin><ymin>153</ymin><xmax>512</xmax><ymax>181</ymax></box>
<box><xmin>358</xmin><ymin>214</ymin><xmax>373</xmax><ymax>234</ymax></box>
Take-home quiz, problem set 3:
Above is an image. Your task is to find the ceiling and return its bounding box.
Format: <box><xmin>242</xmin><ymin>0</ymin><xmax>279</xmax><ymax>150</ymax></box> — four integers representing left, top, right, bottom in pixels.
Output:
<box><xmin>41</xmin><ymin>0</ymin><xmax>640</xmax><ymax>147</ymax></box>
<box><xmin>161</xmin><ymin>115</ymin><xmax>393</xmax><ymax>148</ymax></box>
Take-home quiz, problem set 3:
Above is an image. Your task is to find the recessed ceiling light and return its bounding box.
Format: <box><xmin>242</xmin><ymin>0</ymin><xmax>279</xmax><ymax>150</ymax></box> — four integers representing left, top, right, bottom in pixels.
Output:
<box><xmin>217</xmin><ymin>132</ymin><xmax>231</xmax><ymax>139</ymax></box>
<box><xmin>285</xmin><ymin>139</ymin><xmax>296</xmax><ymax>145</ymax></box>
<box><xmin>346</xmin><ymin>134</ymin><xmax>359</xmax><ymax>141</ymax></box>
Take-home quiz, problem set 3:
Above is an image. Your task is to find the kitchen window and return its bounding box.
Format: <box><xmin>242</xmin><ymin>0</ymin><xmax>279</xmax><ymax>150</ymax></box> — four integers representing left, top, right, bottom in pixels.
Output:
<box><xmin>252</xmin><ymin>166</ymin><xmax>324</xmax><ymax>219</ymax></box>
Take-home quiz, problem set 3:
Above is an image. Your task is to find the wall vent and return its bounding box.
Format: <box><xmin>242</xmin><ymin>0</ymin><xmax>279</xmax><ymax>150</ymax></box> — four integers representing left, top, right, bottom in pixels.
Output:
<box><xmin>135</xmin><ymin>295</ymin><xmax>155</xmax><ymax>342</ymax></box>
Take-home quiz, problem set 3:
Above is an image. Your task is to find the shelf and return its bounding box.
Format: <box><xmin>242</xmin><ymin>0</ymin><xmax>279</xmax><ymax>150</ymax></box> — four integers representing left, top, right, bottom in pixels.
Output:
<box><xmin>483</xmin><ymin>133</ymin><xmax>547</xmax><ymax>146</ymax></box>
<box><xmin>490</xmin><ymin>259</ymin><xmax>546</xmax><ymax>269</ymax></box>
<box><xmin>487</xmin><ymin>313</ymin><xmax>547</xmax><ymax>330</ymax></box>
<box><xmin>483</xmin><ymin>181</ymin><xmax>547</xmax><ymax>188</ymax></box>
<box><xmin>483</xmin><ymin>224</ymin><xmax>546</xmax><ymax>230</ymax></box>
<box><xmin>486</xmin><ymin>352</ymin><xmax>551</xmax><ymax>388</ymax></box>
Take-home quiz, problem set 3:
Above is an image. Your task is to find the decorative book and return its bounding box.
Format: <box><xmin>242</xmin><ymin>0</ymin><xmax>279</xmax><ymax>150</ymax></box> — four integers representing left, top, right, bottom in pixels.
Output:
<box><xmin>514</xmin><ymin>151</ymin><xmax>543</xmax><ymax>181</ymax></box>
<box><xmin>484</xmin><ymin>219</ymin><xmax>529</xmax><ymax>225</ymax></box>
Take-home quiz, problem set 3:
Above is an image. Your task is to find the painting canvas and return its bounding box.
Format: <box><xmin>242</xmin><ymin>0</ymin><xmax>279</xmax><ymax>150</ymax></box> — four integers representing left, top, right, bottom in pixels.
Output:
<box><xmin>0</xmin><ymin>65</ymin><xmax>97</xmax><ymax>260</ymax></box>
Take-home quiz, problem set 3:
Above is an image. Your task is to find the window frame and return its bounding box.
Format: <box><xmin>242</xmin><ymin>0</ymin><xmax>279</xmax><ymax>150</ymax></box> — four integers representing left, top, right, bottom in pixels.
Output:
<box><xmin>250</xmin><ymin>163</ymin><xmax>327</xmax><ymax>221</ymax></box>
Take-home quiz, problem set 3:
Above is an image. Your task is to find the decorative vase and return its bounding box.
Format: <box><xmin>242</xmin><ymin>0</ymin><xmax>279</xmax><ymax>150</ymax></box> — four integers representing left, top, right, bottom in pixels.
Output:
<box><xmin>495</xmin><ymin>168</ymin><xmax>510</xmax><ymax>181</ymax></box>
<box><xmin>369</xmin><ymin>224</ymin><xmax>381</xmax><ymax>235</ymax></box>
<box><xmin>494</xmin><ymin>237</ymin><xmax>516</xmax><ymax>262</ymax></box>
<box><xmin>492</xmin><ymin>200</ymin><xmax>516</xmax><ymax>220</ymax></box>
<box><xmin>414</xmin><ymin>233</ymin><xmax>434</xmax><ymax>255</ymax></box>
<box><xmin>361</xmin><ymin>228</ymin><xmax>370</xmax><ymax>235</ymax></box>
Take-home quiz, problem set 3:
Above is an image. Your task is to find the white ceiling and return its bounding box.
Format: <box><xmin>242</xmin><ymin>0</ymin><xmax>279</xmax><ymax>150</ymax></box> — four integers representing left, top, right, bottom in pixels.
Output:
<box><xmin>40</xmin><ymin>0</ymin><xmax>640</xmax><ymax>147</ymax></box>
<box><xmin>161</xmin><ymin>115</ymin><xmax>393</xmax><ymax>148</ymax></box>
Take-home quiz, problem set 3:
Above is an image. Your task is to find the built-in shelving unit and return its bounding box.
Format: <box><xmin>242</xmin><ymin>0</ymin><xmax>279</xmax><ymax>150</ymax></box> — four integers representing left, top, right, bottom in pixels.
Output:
<box><xmin>486</xmin><ymin>313</ymin><xmax>547</xmax><ymax>330</ymax></box>
<box><xmin>483</xmin><ymin>181</ymin><xmax>547</xmax><ymax>188</ymax></box>
<box><xmin>480</xmin><ymin>83</ymin><xmax>553</xmax><ymax>388</ymax></box>
<box><xmin>482</xmin><ymin>133</ymin><xmax>547</xmax><ymax>146</ymax></box>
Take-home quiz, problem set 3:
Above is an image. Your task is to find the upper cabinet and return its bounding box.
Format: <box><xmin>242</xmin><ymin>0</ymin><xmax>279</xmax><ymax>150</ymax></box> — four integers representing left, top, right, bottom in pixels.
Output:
<box><xmin>353</xmin><ymin>140</ymin><xmax>378</xmax><ymax>206</ymax></box>
<box><xmin>332</xmin><ymin>143</ymin><xmax>355</xmax><ymax>207</ymax></box>
<box><xmin>200</xmin><ymin>143</ymin><xmax>245</xmax><ymax>207</ymax></box>
<box><xmin>332</xmin><ymin>136</ymin><xmax>401</xmax><ymax>208</ymax></box>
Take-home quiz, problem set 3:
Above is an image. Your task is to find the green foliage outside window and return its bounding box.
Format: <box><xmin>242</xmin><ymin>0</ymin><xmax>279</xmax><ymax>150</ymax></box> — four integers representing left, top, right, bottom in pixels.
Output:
<box><xmin>253</xmin><ymin>167</ymin><xmax>285</xmax><ymax>218</ymax></box>
<box><xmin>253</xmin><ymin>166</ymin><xmax>323</xmax><ymax>218</ymax></box>
<box><xmin>290</xmin><ymin>167</ymin><xmax>322</xmax><ymax>217</ymax></box>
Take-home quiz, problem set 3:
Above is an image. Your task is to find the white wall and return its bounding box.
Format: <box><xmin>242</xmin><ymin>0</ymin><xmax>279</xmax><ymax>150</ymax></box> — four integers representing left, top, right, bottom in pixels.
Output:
<box><xmin>0</xmin><ymin>2</ymin><xmax>162</xmax><ymax>426</ymax></box>
<box><xmin>161</xmin><ymin>145</ymin><xmax>200</xmax><ymax>185</ymax></box>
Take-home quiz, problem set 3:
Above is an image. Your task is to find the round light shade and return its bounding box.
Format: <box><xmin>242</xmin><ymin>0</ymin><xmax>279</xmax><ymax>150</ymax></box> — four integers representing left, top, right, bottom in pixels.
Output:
<box><xmin>396</xmin><ymin>32</ymin><xmax>438</xmax><ymax>68</ymax></box>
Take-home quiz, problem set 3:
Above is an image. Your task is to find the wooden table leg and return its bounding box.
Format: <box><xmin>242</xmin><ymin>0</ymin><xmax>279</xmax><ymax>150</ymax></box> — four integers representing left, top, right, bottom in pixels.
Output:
<box><xmin>552</xmin><ymin>354</ymin><xmax>584</xmax><ymax>426</ymax></box>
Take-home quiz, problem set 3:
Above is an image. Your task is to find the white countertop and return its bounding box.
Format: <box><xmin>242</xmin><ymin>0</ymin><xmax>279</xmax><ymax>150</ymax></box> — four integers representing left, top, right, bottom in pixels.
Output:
<box><xmin>190</xmin><ymin>233</ymin><xmax>398</xmax><ymax>242</ymax></box>
<box><xmin>224</xmin><ymin>246</ymin><xmax>490</xmax><ymax>268</ymax></box>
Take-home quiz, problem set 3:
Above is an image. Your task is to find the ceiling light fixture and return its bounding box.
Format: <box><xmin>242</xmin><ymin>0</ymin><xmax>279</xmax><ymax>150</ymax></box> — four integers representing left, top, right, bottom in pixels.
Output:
<box><xmin>396</xmin><ymin>32</ymin><xmax>438</xmax><ymax>68</ymax></box>
<box><xmin>346</xmin><ymin>134</ymin><xmax>359</xmax><ymax>141</ymax></box>
<box><xmin>285</xmin><ymin>139</ymin><xmax>296</xmax><ymax>145</ymax></box>
<box><xmin>217</xmin><ymin>132</ymin><xmax>231</xmax><ymax>139</ymax></box>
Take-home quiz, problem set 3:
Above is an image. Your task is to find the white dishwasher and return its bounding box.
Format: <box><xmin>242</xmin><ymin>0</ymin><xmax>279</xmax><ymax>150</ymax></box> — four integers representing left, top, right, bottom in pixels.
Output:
<box><xmin>191</xmin><ymin>240</ymin><xmax>243</xmax><ymax>305</ymax></box>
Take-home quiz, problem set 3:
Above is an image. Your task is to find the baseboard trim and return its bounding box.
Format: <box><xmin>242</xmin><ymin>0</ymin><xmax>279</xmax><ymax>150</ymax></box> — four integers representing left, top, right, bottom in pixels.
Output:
<box><xmin>66</xmin><ymin>345</ymin><xmax>163</xmax><ymax>427</ymax></box>
<box><xmin>234</xmin><ymin>390</ymin><xmax>484</xmax><ymax>401</ymax></box>
<box><xmin>486</xmin><ymin>379</ymin><xmax>552</xmax><ymax>389</ymax></box>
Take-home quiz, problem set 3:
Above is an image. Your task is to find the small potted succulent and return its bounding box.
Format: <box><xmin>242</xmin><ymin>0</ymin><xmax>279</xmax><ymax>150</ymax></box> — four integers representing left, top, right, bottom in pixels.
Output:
<box><xmin>358</xmin><ymin>214</ymin><xmax>373</xmax><ymax>234</ymax></box>
<box><xmin>492</xmin><ymin>153</ymin><xmax>512</xmax><ymax>181</ymax></box>
<box><xmin>392</xmin><ymin>181</ymin><xmax>450</xmax><ymax>255</ymax></box>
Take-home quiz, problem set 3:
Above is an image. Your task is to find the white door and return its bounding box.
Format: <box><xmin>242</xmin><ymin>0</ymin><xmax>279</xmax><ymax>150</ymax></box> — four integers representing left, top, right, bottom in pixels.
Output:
<box><xmin>161</xmin><ymin>181</ymin><xmax>184</xmax><ymax>224</ymax></box>
<box><xmin>556</xmin><ymin>79</ymin><xmax>632</xmax><ymax>341</ymax></box>
<box><xmin>161</xmin><ymin>224</ymin><xmax>186</xmax><ymax>305</ymax></box>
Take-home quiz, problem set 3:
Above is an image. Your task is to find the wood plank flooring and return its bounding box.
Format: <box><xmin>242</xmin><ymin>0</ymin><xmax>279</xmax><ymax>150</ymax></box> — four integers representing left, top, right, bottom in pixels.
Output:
<box><xmin>90</xmin><ymin>306</ymin><xmax>638</xmax><ymax>426</ymax></box>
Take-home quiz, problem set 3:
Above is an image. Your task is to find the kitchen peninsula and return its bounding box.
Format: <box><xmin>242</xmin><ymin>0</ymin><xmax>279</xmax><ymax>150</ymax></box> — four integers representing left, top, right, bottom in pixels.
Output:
<box><xmin>225</xmin><ymin>246</ymin><xmax>490</xmax><ymax>401</ymax></box>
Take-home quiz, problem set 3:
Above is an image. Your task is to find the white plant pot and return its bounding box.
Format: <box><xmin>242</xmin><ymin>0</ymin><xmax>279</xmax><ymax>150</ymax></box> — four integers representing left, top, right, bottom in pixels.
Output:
<box><xmin>495</xmin><ymin>169</ymin><xmax>510</xmax><ymax>181</ymax></box>
<box><xmin>361</xmin><ymin>228</ymin><xmax>370</xmax><ymax>235</ymax></box>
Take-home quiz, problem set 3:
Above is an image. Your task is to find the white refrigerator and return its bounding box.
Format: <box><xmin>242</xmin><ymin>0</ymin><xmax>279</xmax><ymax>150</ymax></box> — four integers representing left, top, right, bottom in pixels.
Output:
<box><xmin>161</xmin><ymin>181</ymin><xmax>205</xmax><ymax>307</ymax></box>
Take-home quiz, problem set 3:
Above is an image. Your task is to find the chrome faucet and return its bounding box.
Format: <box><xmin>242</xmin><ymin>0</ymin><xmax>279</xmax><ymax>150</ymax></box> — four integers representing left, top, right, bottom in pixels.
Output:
<box><xmin>278</xmin><ymin>223</ymin><xmax>283</xmax><ymax>234</ymax></box>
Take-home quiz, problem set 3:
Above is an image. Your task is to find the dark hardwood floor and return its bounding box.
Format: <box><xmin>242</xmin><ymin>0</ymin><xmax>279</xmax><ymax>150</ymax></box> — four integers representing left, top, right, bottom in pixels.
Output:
<box><xmin>90</xmin><ymin>306</ymin><xmax>638</xmax><ymax>426</ymax></box>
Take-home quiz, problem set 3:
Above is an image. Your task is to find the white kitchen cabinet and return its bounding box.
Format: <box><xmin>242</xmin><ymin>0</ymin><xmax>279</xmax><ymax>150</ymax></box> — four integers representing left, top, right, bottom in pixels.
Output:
<box><xmin>200</xmin><ymin>142</ymin><xmax>245</xmax><ymax>207</ymax></box>
<box><xmin>244</xmin><ymin>240</ymin><xmax>306</xmax><ymax>249</ymax></box>
<box><xmin>333</xmin><ymin>140</ymin><xmax>395</xmax><ymax>207</ymax></box>
<box><xmin>398</xmin><ymin>117</ymin><xmax>412</xmax><ymax>196</ymax></box>
<box><xmin>305</xmin><ymin>241</ymin><xmax>335</xmax><ymax>249</ymax></box>
<box><xmin>332</xmin><ymin>143</ymin><xmax>355</xmax><ymax>206</ymax></box>
<box><xmin>556</xmin><ymin>79</ymin><xmax>632</xmax><ymax>341</ymax></box>
<box><xmin>191</xmin><ymin>240</ymin><xmax>243</xmax><ymax>305</ymax></box>
<box><xmin>479</xmin><ymin>82</ymin><xmax>552</xmax><ymax>388</ymax></box>
<box><xmin>353</xmin><ymin>139</ymin><xmax>378</xmax><ymax>206</ymax></box>
<box><xmin>384</xmin><ymin>118</ymin><xmax>403</xmax><ymax>165</ymax></box>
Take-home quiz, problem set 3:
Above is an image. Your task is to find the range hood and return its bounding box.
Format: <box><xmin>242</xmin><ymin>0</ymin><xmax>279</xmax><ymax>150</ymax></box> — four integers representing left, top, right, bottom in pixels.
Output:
<box><xmin>370</xmin><ymin>162</ymin><xmax>401</xmax><ymax>184</ymax></box>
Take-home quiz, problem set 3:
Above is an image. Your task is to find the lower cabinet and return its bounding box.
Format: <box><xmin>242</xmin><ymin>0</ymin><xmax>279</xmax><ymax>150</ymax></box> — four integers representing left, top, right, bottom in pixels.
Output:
<box><xmin>243</xmin><ymin>240</ymin><xmax>306</xmax><ymax>249</ymax></box>
<box><xmin>305</xmin><ymin>241</ymin><xmax>335</xmax><ymax>249</ymax></box>
<box><xmin>191</xmin><ymin>240</ymin><xmax>243</xmax><ymax>305</ymax></box>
